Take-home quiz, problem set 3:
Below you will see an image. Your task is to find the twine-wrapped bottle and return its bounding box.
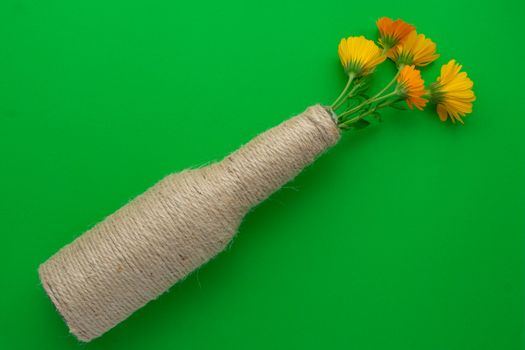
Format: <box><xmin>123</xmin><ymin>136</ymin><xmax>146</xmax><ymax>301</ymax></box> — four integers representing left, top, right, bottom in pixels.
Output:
<box><xmin>39</xmin><ymin>105</ymin><xmax>340</xmax><ymax>341</ymax></box>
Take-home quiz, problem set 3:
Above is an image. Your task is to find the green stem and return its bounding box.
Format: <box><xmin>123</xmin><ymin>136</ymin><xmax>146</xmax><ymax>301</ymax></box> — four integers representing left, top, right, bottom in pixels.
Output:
<box><xmin>337</xmin><ymin>91</ymin><xmax>398</xmax><ymax>121</ymax></box>
<box><xmin>370</xmin><ymin>69</ymin><xmax>401</xmax><ymax>101</ymax></box>
<box><xmin>332</xmin><ymin>83</ymin><xmax>360</xmax><ymax>111</ymax></box>
<box><xmin>367</xmin><ymin>91</ymin><xmax>398</xmax><ymax>105</ymax></box>
<box><xmin>337</xmin><ymin>69</ymin><xmax>401</xmax><ymax>120</ymax></box>
<box><xmin>330</xmin><ymin>73</ymin><xmax>355</xmax><ymax>109</ymax></box>
<box><xmin>337</xmin><ymin>97</ymin><xmax>402</xmax><ymax>128</ymax></box>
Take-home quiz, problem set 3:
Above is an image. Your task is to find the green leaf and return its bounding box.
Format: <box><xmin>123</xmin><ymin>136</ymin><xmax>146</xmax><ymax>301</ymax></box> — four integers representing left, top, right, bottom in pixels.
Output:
<box><xmin>345</xmin><ymin>97</ymin><xmax>361</xmax><ymax>108</ymax></box>
<box><xmin>350</xmin><ymin>95</ymin><xmax>366</xmax><ymax>104</ymax></box>
<box><xmin>349</xmin><ymin>118</ymin><xmax>371</xmax><ymax>130</ymax></box>
<box><xmin>389</xmin><ymin>101</ymin><xmax>408</xmax><ymax>110</ymax></box>
<box><xmin>369</xmin><ymin>111</ymin><xmax>382</xmax><ymax>122</ymax></box>
<box><xmin>361</xmin><ymin>104</ymin><xmax>373</xmax><ymax>112</ymax></box>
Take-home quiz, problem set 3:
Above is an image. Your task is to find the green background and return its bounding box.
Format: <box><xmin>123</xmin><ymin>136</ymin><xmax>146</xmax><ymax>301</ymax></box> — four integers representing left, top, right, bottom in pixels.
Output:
<box><xmin>1</xmin><ymin>0</ymin><xmax>523</xmax><ymax>349</ymax></box>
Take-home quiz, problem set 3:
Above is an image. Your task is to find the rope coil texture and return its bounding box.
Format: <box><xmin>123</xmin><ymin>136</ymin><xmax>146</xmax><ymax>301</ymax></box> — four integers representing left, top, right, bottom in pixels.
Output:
<box><xmin>38</xmin><ymin>104</ymin><xmax>340</xmax><ymax>342</ymax></box>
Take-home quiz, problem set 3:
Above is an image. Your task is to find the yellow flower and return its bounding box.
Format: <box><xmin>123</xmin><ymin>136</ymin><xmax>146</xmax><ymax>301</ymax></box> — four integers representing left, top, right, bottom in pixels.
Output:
<box><xmin>396</xmin><ymin>65</ymin><xmax>428</xmax><ymax>110</ymax></box>
<box><xmin>376</xmin><ymin>17</ymin><xmax>415</xmax><ymax>52</ymax></box>
<box><xmin>429</xmin><ymin>59</ymin><xmax>476</xmax><ymax>124</ymax></box>
<box><xmin>389</xmin><ymin>31</ymin><xmax>439</xmax><ymax>67</ymax></box>
<box><xmin>338</xmin><ymin>36</ymin><xmax>386</xmax><ymax>77</ymax></box>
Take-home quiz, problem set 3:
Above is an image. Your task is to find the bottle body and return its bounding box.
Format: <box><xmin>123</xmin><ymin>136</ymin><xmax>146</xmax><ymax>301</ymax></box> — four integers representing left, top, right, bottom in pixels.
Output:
<box><xmin>39</xmin><ymin>105</ymin><xmax>340</xmax><ymax>341</ymax></box>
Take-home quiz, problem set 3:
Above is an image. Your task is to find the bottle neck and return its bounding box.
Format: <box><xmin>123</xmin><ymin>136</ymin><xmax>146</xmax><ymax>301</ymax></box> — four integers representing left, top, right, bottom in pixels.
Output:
<box><xmin>212</xmin><ymin>105</ymin><xmax>340</xmax><ymax>211</ymax></box>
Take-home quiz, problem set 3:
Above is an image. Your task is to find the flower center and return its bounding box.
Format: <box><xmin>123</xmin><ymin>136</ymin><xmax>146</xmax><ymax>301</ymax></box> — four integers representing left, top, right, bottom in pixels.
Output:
<box><xmin>395</xmin><ymin>83</ymin><xmax>408</xmax><ymax>98</ymax></box>
<box><xmin>345</xmin><ymin>61</ymin><xmax>363</xmax><ymax>76</ymax></box>
<box><xmin>381</xmin><ymin>36</ymin><xmax>397</xmax><ymax>50</ymax></box>
<box><xmin>428</xmin><ymin>82</ymin><xmax>445</xmax><ymax>103</ymax></box>
<box><xmin>396</xmin><ymin>52</ymin><xmax>414</xmax><ymax>67</ymax></box>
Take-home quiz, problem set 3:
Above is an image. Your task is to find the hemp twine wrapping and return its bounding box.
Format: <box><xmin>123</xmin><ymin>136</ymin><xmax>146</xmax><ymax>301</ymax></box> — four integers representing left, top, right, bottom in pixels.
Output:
<box><xmin>38</xmin><ymin>104</ymin><xmax>340</xmax><ymax>342</ymax></box>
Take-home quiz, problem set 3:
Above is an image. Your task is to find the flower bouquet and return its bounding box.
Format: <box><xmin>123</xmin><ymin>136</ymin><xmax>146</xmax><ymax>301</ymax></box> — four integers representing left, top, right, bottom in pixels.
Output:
<box><xmin>39</xmin><ymin>17</ymin><xmax>476</xmax><ymax>342</ymax></box>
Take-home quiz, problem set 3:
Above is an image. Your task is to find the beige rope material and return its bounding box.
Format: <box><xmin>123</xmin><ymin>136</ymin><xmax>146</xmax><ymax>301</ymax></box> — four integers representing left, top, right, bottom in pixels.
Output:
<box><xmin>38</xmin><ymin>104</ymin><xmax>340</xmax><ymax>342</ymax></box>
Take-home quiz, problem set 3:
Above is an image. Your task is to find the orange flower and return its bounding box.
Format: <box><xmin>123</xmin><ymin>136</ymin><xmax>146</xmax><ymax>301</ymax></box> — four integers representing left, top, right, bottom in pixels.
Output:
<box><xmin>395</xmin><ymin>65</ymin><xmax>428</xmax><ymax>110</ymax></box>
<box><xmin>429</xmin><ymin>60</ymin><xmax>476</xmax><ymax>124</ymax></box>
<box><xmin>376</xmin><ymin>17</ymin><xmax>415</xmax><ymax>52</ymax></box>
<box><xmin>389</xmin><ymin>31</ymin><xmax>439</xmax><ymax>67</ymax></box>
<box><xmin>338</xmin><ymin>36</ymin><xmax>386</xmax><ymax>77</ymax></box>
